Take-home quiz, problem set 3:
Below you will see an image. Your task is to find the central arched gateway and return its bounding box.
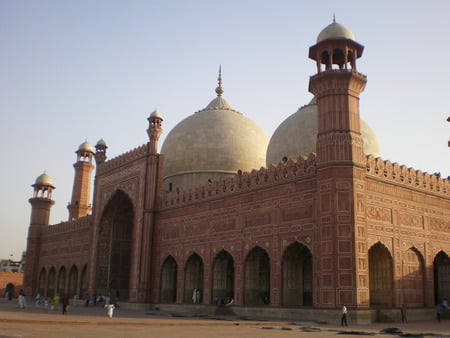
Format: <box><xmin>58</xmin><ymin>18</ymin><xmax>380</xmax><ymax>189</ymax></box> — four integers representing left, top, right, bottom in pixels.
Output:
<box><xmin>96</xmin><ymin>190</ymin><xmax>134</xmax><ymax>301</ymax></box>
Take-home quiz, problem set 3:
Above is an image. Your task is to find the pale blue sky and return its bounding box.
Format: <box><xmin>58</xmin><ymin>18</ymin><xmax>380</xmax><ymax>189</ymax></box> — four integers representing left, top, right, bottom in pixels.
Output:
<box><xmin>1</xmin><ymin>0</ymin><xmax>449</xmax><ymax>260</ymax></box>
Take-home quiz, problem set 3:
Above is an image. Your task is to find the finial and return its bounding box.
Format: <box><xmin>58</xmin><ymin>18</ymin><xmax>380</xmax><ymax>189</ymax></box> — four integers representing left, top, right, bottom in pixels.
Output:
<box><xmin>215</xmin><ymin>65</ymin><xmax>224</xmax><ymax>97</ymax></box>
<box><xmin>333</xmin><ymin>13</ymin><xmax>336</xmax><ymax>23</ymax></box>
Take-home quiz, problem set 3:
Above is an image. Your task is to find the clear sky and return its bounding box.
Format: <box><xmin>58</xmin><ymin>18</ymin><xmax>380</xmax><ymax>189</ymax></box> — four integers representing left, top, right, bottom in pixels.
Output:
<box><xmin>0</xmin><ymin>0</ymin><xmax>449</xmax><ymax>260</ymax></box>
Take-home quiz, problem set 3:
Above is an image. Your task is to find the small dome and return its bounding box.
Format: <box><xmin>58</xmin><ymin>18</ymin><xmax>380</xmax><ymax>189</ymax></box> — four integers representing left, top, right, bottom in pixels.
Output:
<box><xmin>77</xmin><ymin>141</ymin><xmax>94</xmax><ymax>153</ymax></box>
<box><xmin>161</xmin><ymin>87</ymin><xmax>268</xmax><ymax>192</ymax></box>
<box><xmin>150</xmin><ymin>110</ymin><xmax>163</xmax><ymax>120</ymax></box>
<box><xmin>266</xmin><ymin>100</ymin><xmax>381</xmax><ymax>166</ymax></box>
<box><xmin>34</xmin><ymin>172</ymin><xmax>54</xmax><ymax>187</ymax></box>
<box><xmin>317</xmin><ymin>21</ymin><xmax>355</xmax><ymax>43</ymax></box>
<box><xmin>96</xmin><ymin>138</ymin><xmax>107</xmax><ymax>147</ymax></box>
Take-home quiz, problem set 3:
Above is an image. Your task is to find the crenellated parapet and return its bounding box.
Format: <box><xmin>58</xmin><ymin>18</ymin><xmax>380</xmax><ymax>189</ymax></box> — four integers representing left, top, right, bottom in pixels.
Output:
<box><xmin>365</xmin><ymin>155</ymin><xmax>449</xmax><ymax>195</ymax></box>
<box><xmin>160</xmin><ymin>153</ymin><xmax>317</xmax><ymax>208</ymax></box>
<box><xmin>45</xmin><ymin>215</ymin><xmax>92</xmax><ymax>236</ymax></box>
<box><xmin>96</xmin><ymin>144</ymin><xmax>148</xmax><ymax>175</ymax></box>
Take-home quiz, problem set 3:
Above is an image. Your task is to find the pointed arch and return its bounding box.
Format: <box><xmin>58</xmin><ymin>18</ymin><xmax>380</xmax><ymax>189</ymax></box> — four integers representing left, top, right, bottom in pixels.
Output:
<box><xmin>281</xmin><ymin>242</ymin><xmax>312</xmax><ymax>307</ymax></box>
<box><xmin>96</xmin><ymin>190</ymin><xmax>134</xmax><ymax>301</ymax></box>
<box><xmin>160</xmin><ymin>256</ymin><xmax>177</xmax><ymax>303</ymax></box>
<box><xmin>80</xmin><ymin>265</ymin><xmax>88</xmax><ymax>295</ymax></box>
<box><xmin>403</xmin><ymin>247</ymin><xmax>425</xmax><ymax>307</ymax></box>
<box><xmin>38</xmin><ymin>267</ymin><xmax>46</xmax><ymax>297</ymax></box>
<box><xmin>369</xmin><ymin>242</ymin><xmax>393</xmax><ymax>307</ymax></box>
<box><xmin>47</xmin><ymin>267</ymin><xmax>56</xmax><ymax>297</ymax></box>
<box><xmin>244</xmin><ymin>246</ymin><xmax>270</xmax><ymax>305</ymax></box>
<box><xmin>184</xmin><ymin>253</ymin><xmax>204</xmax><ymax>304</ymax></box>
<box><xmin>68</xmin><ymin>265</ymin><xmax>78</xmax><ymax>298</ymax></box>
<box><xmin>433</xmin><ymin>251</ymin><xmax>450</xmax><ymax>305</ymax></box>
<box><xmin>58</xmin><ymin>266</ymin><xmax>67</xmax><ymax>295</ymax></box>
<box><xmin>212</xmin><ymin>250</ymin><xmax>234</xmax><ymax>304</ymax></box>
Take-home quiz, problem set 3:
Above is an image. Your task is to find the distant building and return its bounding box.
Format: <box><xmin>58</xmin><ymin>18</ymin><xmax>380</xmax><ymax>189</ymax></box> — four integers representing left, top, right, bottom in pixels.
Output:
<box><xmin>0</xmin><ymin>253</ymin><xmax>25</xmax><ymax>273</ymax></box>
<box><xmin>23</xmin><ymin>20</ymin><xmax>450</xmax><ymax>323</ymax></box>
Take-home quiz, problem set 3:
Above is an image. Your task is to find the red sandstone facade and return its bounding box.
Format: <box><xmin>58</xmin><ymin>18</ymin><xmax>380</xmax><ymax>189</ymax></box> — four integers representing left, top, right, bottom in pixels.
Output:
<box><xmin>23</xmin><ymin>23</ymin><xmax>450</xmax><ymax>322</ymax></box>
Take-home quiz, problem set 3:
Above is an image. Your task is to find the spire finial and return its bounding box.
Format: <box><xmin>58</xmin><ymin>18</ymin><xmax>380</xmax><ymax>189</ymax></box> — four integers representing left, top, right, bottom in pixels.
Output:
<box><xmin>333</xmin><ymin>13</ymin><xmax>336</xmax><ymax>23</ymax></box>
<box><xmin>215</xmin><ymin>65</ymin><xmax>224</xmax><ymax>97</ymax></box>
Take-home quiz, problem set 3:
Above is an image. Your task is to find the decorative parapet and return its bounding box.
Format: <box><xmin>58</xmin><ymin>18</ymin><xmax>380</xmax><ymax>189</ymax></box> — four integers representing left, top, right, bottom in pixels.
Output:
<box><xmin>96</xmin><ymin>144</ymin><xmax>148</xmax><ymax>175</ymax></box>
<box><xmin>365</xmin><ymin>155</ymin><xmax>449</xmax><ymax>195</ymax></box>
<box><xmin>160</xmin><ymin>153</ymin><xmax>317</xmax><ymax>208</ymax></box>
<box><xmin>45</xmin><ymin>215</ymin><xmax>92</xmax><ymax>236</ymax></box>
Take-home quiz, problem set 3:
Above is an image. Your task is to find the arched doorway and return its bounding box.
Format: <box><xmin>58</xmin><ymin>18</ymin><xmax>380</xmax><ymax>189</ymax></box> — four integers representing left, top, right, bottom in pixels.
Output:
<box><xmin>433</xmin><ymin>251</ymin><xmax>450</xmax><ymax>305</ymax></box>
<box><xmin>184</xmin><ymin>253</ymin><xmax>204</xmax><ymax>304</ymax></box>
<box><xmin>5</xmin><ymin>283</ymin><xmax>14</xmax><ymax>300</ymax></box>
<box><xmin>402</xmin><ymin>247</ymin><xmax>425</xmax><ymax>307</ymax></box>
<box><xmin>58</xmin><ymin>266</ymin><xmax>66</xmax><ymax>296</ymax></box>
<box><xmin>80</xmin><ymin>265</ymin><xmax>88</xmax><ymax>296</ymax></box>
<box><xmin>47</xmin><ymin>267</ymin><xmax>56</xmax><ymax>297</ymax></box>
<box><xmin>96</xmin><ymin>190</ymin><xmax>134</xmax><ymax>301</ymax></box>
<box><xmin>369</xmin><ymin>242</ymin><xmax>393</xmax><ymax>307</ymax></box>
<box><xmin>282</xmin><ymin>242</ymin><xmax>312</xmax><ymax>307</ymax></box>
<box><xmin>160</xmin><ymin>256</ymin><xmax>177</xmax><ymax>303</ymax></box>
<box><xmin>68</xmin><ymin>265</ymin><xmax>78</xmax><ymax>298</ymax></box>
<box><xmin>38</xmin><ymin>268</ymin><xmax>46</xmax><ymax>296</ymax></box>
<box><xmin>212</xmin><ymin>250</ymin><xmax>234</xmax><ymax>305</ymax></box>
<box><xmin>244</xmin><ymin>246</ymin><xmax>270</xmax><ymax>305</ymax></box>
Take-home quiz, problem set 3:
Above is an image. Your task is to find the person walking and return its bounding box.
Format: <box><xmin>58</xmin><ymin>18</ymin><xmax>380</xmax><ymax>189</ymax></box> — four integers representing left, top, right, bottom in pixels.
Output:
<box><xmin>341</xmin><ymin>304</ymin><xmax>348</xmax><ymax>326</ymax></box>
<box><xmin>401</xmin><ymin>304</ymin><xmax>407</xmax><ymax>323</ymax></box>
<box><xmin>62</xmin><ymin>294</ymin><xmax>69</xmax><ymax>315</ymax></box>
<box><xmin>436</xmin><ymin>303</ymin><xmax>443</xmax><ymax>322</ymax></box>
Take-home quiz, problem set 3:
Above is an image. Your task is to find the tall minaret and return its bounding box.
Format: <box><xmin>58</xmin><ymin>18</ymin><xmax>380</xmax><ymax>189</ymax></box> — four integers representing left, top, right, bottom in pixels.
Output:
<box><xmin>136</xmin><ymin>110</ymin><xmax>163</xmax><ymax>301</ymax></box>
<box><xmin>308</xmin><ymin>20</ymin><xmax>369</xmax><ymax>310</ymax></box>
<box><xmin>24</xmin><ymin>172</ymin><xmax>55</xmax><ymax>296</ymax></box>
<box><xmin>308</xmin><ymin>18</ymin><xmax>367</xmax><ymax>165</ymax></box>
<box><xmin>68</xmin><ymin>141</ymin><xmax>94</xmax><ymax>220</ymax></box>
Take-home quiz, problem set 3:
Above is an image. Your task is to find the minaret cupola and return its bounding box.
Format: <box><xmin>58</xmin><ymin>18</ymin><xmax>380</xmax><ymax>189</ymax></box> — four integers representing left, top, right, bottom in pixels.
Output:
<box><xmin>147</xmin><ymin>110</ymin><xmax>163</xmax><ymax>155</ymax></box>
<box><xmin>94</xmin><ymin>138</ymin><xmax>108</xmax><ymax>164</ymax></box>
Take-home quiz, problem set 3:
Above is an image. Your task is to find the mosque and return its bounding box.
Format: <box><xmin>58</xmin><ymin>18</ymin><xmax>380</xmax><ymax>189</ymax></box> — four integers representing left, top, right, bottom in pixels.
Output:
<box><xmin>23</xmin><ymin>20</ymin><xmax>450</xmax><ymax>323</ymax></box>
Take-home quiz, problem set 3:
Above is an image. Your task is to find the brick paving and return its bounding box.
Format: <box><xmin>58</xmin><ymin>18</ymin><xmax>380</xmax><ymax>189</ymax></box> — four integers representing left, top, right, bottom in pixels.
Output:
<box><xmin>0</xmin><ymin>299</ymin><xmax>449</xmax><ymax>338</ymax></box>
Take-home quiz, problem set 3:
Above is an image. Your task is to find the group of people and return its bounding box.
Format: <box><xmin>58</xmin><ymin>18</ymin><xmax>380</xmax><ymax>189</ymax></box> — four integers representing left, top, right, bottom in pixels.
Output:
<box><xmin>12</xmin><ymin>290</ymin><xmax>116</xmax><ymax>318</ymax></box>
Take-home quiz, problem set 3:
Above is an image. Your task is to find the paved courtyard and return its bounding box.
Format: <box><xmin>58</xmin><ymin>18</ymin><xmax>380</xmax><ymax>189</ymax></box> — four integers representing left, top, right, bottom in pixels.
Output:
<box><xmin>0</xmin><ymin>299</ymin><xmax>449</xmax><ymax>338</ymax></box>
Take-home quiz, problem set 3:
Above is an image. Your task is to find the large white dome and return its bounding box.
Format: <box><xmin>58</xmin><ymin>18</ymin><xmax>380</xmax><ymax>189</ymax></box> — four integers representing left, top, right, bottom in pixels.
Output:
<box><xmin>161</xmin><ymin>78</ymin><xmax>268</xmax><ymax>192</ymax></box>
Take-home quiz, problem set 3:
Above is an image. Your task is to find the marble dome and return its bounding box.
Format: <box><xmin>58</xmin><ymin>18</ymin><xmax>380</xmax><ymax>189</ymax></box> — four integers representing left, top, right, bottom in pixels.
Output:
<box><xmin>266</xmin><ymin>99</ymin><xmax>382</xmax><ymax>166</ymax></box>
<box><xmin>161</xmin><ymin>75</ymin><xmax>269</xmax><ymax>192</ymax></box>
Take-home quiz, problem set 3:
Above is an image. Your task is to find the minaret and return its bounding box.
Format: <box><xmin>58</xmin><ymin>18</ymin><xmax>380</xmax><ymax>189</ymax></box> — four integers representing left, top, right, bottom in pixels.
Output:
<box><xmin>308</xmin><ymin>18</ymin><xmax>367</xmax><ymax>165</ymax></box>
<box><xmin>68</xmin><ymin>141</ymin><xmax>94</xmax><ymax>220</ymax></box>
<box><xmin>136</xmin><ymin>110</ymin><xmax>163</xmax><ymax>301</ymax></box>
<box><xmin>308</xmin><ymin>20</ymin><xmax>369</xmax><ymax>311</ymax></box>
<box><xmin>147</xmin><ymin>110</ymin><xmax>163</xmax><ymax>154</ymax></box>
<box><xmin>24</xmin><ymin>172</ymin><xmax>55</xmax><ymax>296</ymax></box>
<box><xmin>94</xmin><ymin>138</ymin><xmax>108</xmax><ymax>165</ymax></box>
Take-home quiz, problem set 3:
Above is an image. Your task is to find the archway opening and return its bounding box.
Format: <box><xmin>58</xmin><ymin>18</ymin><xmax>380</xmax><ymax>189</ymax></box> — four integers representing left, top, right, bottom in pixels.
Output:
<box><xmin>160</xmin><ymin>256</ymin><xmax>177</xmax><ymax>303</ymax></box>
<box><xmin>38</xmin><ymin>268</ymin><xmax>46</xmax><ymax>297</ymax></box>
<box><xmin>433</xmin><ymin>251</ymin><xmax>450</xmax><ymax>305</ymax></box>
<box><xmin>184</xmin><ymin>253</ymin><xmax>204</xmax><ymax>304</ymax></box>
<box><xmin>58</xmin><ymin>266</ymin><xmax>66</xmax><ymax>296</ymax></box>
<box><xmin>282</xmin><ymin>242</ymin><xmax>312</xmax><ymax>307</ymax></box>
<box><xmin>96</xmin><ymin>190</ymin><xmax>134</xmax><ymax>301</ymax></box>
<box><xmin>403</xmin><ymin>247</ymin><xmax>425</xmax><ymax>307</ymax></box>
<box><xmin>68</xmin><ymin>265</ymin><xmax>78</xmax><ymax>298</ymax></box>
<box><xmin>369</xmin><ymin>242</ymin><xmax>393</xmax><ymax>307</ymax></box>
<box><xmin>244</xmin><ymin>246</ymin><xmax>270</xmax><ymax>305</ymax></box>
<box><xmin>212</xmin><ymin>250</ymin><xmax>234</xmax><ymax>305</ymax></box>
<box><xmin>47</xmin><ymin>267</ymin><xmax>56</xmax><ymax>297</ymax></box>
